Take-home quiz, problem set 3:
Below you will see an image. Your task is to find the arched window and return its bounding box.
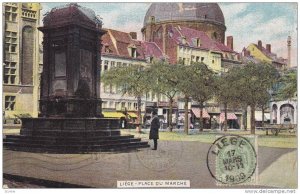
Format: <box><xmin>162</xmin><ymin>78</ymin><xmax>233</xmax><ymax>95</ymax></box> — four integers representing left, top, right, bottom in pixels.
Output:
<box><xmin>212</xmin><ymin>32</ymin><xmax>218</xmax><ymax>40</ymax></box>
<box><xmin>280</xmin><ymin>104</ymin><xmax>294</xmax><ymax>124</ymax></box>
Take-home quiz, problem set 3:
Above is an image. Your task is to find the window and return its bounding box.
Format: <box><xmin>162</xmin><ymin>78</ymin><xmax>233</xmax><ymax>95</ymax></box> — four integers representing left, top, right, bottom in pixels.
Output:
<box><xmin>128</xmin><ymin>102</ymin><xmax>132</xmax><ymax>110</ymax></box>
<box><xmin>111</xmin><ymin>61</ymin><xmax>115</xmax><ymax>68</ymax></box>
<box><xmin>212</xmin><ymin>60</ymin><xmax>215</xmax><ymax>64</ymax></box>
<box><xmin>117</xmin><ymin>62</ymin><xmax>122</xmax><ymax>67</ymax></box>
<box><xmin>121</xmin><ymin>102</ymin><xmax>126</xmax><ymax>109</ymax></box>
<box><xmin>12</xmin><ymin>13</ymin><xmax>17</xmax><ymax>22</ymax></box>
<box><xmin>5</xmin><ymin>6</ymin><xmax>18</xmax><ymax>22</ymax></box>
<box><xmin>134</xmin><ymin>103</ymin><xmax>138</xmax><ymax>110</ymax></box>
<box><xmin>3</xmin><ymin>62</ymin><xmax>17</xmax><ymax>84</ymax></box>
<box><xmin>196</xmin><ymin>38</ymin><xmax>201</xmax><ymax>47</ymax></box>
<box><xmin>179</xmin><ymin>46</ymin><xmax>183</xmax><ymax>53</ymax></box>
<box><xmin>5</xmin><ymin>96</ymin><xmax>16</xmax><ymax>110</ymax></box>
<box><xmin>104</xmin><ymin>60</ymin><xmax>109</xmax><ymax>71</ymax></box>
<box><xmin>196</xmin><ymin>56</ymin><xmax>200</xmax><ymax>62</ymax></box>
<box><xmin>4</xmin><ymin>31</ymin><xmax>18</xmax><ymax>53</ymax></box>
<box><xmin>109</xmin><ymin>101</ymin><xmax>114</xmax><ymax>108</ymax></box>
<box><xmin>150</xmin><ymin>16</ymin><xmax>155</xmax><ymax>23</ymax></box>
<box><xmin>102</xmin><ymin>101</ymin><xmax>107</xmax><ymax>108</ymax></box>
<box><xmin>11</xmin><ymin>45</ymin><xmax>16</xmax><ymax>52</ymax></box>
<box><xmin>104</xmin><ymin>45</ymin><xmax>110</xmax><ymax>53</ymax></box>
<box><xmin>5</xmin><ymin>44</ymin><xmax>9</xmax><ymax>52</ymax></box>
<box><xmin>5</xmin><ymin>12</ymin><xmax>10</xmax><ymax>21</ymax></box>
<box><xmin>131</xmin><ymin>48</ymin><xmax>137</xmax><ymax>58</ymax></box>
<box><xmin>115</xmin><ymin>102</ymin><xmax>120</xmax><ymax>109</ymax></box>
<box><xmin>181</xmin><ymin>36</ymin><xmax>186</xmax><ymax>44</ymax></box>
<box><xmin>123</xmin><ymin>63</ymin><xmax>127</xmax><ymax>67</ymax></box>
<box><xmin>179</xmin><ymin>57</ymin><xmax>182</xmax><ymax>63</ymax></box>
<box><xmin>201</xmin><ymin>57</ymin><xmax>204</xmax><ymax>62</ymax></box>
<box><xmin>212</xmin><ymin>32</ymin><xmax>217</xmax><ymax>40</ymax></box>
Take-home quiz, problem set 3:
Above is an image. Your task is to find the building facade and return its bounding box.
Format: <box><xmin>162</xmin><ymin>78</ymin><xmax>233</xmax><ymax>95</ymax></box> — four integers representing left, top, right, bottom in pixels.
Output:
<box><xmin>140</xmin><ymin>3</ymin><xmax>243</xmax><ymax>129</ymax></box>
<box><xmin>3</xmin><ymin>3</ymin><xmax>42</xmax><ymax>122</ymax></box>
<box><xmin>244</xmin><ymin>40</ymin><xmax>288</xmax><ymax>70</ymax></box>
<box><xmin>100</xmin><ymin>29</ymin><xmax>164</xmax><ymax>126</ymax></box>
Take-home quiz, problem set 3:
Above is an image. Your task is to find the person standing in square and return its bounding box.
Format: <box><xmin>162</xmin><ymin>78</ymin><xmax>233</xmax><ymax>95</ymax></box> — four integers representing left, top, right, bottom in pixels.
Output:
<box><xmin>149</xmin><ymin>110</ymin><xmax>159</xmax><ymax>150</ymax></box>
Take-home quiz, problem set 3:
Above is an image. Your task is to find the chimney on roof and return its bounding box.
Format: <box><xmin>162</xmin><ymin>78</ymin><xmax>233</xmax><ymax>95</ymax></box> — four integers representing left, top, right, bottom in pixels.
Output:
<box><xmin>243</xmin><ymin>48</ymin><xmax>249</xmax><ymax>57</ymax></box>
<box><xmin>258</xmin><ymin>40</ymin><xmax>262</xmax><ymax>50</ymax></box>
<box><xmin>129</xmin><ymin>32</ymin><xmax>137</xmax><ymax>40</ymax></box>
<box><xmin>266</xmin><ymin>44</ymin><xmax>271</xmax><ymax>53</ymax></box>
<box><xmin>227</xmin><ymin>36</ymin><xmax>233</xmax><ymax>50</ymax></box>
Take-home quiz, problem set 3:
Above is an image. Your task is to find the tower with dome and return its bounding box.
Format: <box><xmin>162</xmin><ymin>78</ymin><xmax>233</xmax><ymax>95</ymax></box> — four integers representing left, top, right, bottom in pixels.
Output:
<box><xmin>141</xmin><ymin>3</ymin><xmax>226</xmax><ymax>44</ymax></box>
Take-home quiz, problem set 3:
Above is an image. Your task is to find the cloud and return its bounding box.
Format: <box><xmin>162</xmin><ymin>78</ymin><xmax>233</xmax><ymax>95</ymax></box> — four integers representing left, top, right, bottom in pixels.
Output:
<box><xmin>252</xmin><ymin>17</ymin><xmax>290</xmax><ymax>38</ymax></box>
<box><xmin>220</xmin><ymin>3</ymin><xmax>250</xmax><ymax>21</ymax></box>
<box><xmin>100</xmin><ymin>3</ymin><xmax>150</xmax><ymax>39</ymax></box>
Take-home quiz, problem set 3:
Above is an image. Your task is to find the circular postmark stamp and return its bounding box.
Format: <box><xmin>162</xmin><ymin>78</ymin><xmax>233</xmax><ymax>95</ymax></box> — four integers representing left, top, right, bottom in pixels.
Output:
<box><xmin>135</xmin><ymin>132</ymin><xmax>183</xmax><ymax>172</ymax></box>
<box><xmin>206</xmin><ymin>135</ymin><xmax>257</xmax><ymax>185</ymax></box>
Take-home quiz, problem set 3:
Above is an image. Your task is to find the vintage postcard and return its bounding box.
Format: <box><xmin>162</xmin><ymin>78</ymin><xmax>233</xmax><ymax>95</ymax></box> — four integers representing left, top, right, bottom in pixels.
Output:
<box><xmin>2</xmin><ymin>1</ymin><xmax>298</xmax><ymax>192</ymax></box>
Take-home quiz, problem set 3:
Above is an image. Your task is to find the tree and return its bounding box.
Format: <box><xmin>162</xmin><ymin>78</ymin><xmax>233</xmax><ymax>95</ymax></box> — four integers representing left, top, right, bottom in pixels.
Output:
<box><xmin>233</xmin><ymin>62</ymin><xmax>278</xmax><ymax>134</ymax></box>
<box><xmin>148</xmin><ymin>61</ymin><xmax>181</xmax><ymax>131</ymax></box>
<box><xmin>215</xmin><ymin>71</ymin><xmax>240</xmax><ymax>131</ymax></box>
<box><xmin>257</xmin><ymin>91</ymin><xmax>271</xmax><ymax>127</ymax></box>
<box><xmin>277</xmin><ymin>70</ymin><xmax>297</xmax><ymax>100</ymax></box>
<box><xmin>101</xmin><ymin>64</ymin><xmax>150</xmax><ymax>133</ymax></box>
<box><xmin>188</xmin><ymin>62</ymin><xmax>215</xmax><ymax>132</ymax></box>
<box><xmin>176</xmin><ymin>64</ymin><xmax>195</xmax><ymax>134</ymax></box>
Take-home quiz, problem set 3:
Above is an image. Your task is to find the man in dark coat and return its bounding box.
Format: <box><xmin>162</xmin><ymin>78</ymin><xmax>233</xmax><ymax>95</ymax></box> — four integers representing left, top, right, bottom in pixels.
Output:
<box><xmin>149</xmin><ymin>110</ymin><xmax>159</xmax><ymax>150</ymax></box>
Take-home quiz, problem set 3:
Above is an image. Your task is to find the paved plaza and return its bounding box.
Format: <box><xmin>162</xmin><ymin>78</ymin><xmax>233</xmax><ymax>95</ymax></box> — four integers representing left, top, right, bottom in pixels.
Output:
<box><xmin>3</xmin><ymin>140</ymin><xmax>297</xmax><ymax>188</ymax></box>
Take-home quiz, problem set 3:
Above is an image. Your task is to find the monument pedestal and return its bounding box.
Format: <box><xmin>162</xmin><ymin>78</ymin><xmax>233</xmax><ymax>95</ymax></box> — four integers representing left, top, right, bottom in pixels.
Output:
<box><xmin>4</xmin><ymin>118</ymin><xmax>149</xmax><ymax>153</ymax></box>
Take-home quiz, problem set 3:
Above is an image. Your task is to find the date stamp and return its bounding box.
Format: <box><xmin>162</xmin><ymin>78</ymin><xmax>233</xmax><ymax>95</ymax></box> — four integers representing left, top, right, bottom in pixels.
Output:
<box><xmin>206</xmin><ymin>135</ymin><xmax>257</xmax><ymax>185</ymax></box>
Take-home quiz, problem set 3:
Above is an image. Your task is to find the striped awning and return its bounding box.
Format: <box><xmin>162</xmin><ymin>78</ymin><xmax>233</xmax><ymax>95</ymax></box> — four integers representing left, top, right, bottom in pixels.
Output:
<box><xmin>220</xmin><ymin>112</ymin><xmax>237</xmax><ymax>123</ymax></box>
<box><xmin>191</xmin><ymin>108</ymin><xmax>210</xmax><ymax>118</ymax></box>
<box><xmin>127</xmin><ymin>112</ymin><xmax>138</xmax><ymax>118</ymax></box>
<box><xmin>102</xmin><ymin>112</ymin><xmax>125</xmax><ymax>118</ymax></box>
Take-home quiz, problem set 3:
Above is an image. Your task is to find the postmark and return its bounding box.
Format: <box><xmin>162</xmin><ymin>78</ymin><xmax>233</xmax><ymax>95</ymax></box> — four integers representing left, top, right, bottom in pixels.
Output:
<box><xmin>206</xmin><ymin>135</ymin><xmax>257</xmax><ymax>185</ymax></box>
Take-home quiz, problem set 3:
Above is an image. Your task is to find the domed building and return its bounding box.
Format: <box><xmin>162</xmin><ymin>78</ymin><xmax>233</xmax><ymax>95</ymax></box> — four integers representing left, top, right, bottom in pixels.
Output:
<box><xmin>142</xmin><ymin>3</ymin><xmax>226</xmax><ymax>43</ymax></box>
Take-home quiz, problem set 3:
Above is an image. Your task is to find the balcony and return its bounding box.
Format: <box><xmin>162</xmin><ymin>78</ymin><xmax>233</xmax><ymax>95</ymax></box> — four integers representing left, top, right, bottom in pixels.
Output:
<box><xmin>22</xmin><ymin>10</ymin><xmax>36</xmax><ymax>19</ymax></box>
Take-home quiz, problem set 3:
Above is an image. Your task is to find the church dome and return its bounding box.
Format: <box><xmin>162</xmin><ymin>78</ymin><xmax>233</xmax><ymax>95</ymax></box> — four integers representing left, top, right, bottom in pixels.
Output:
<box><xmin>143</xmin><ymin>3</ymin><xmax>225</xmax><ymax>27</ymax></box>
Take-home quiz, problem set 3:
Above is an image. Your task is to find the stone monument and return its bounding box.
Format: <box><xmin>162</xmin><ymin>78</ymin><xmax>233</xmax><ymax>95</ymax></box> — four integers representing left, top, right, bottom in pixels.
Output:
<box><xmin>4</xmin><ymin>4</ymin><xmax>149</xmax><ymax>153</ymax></box>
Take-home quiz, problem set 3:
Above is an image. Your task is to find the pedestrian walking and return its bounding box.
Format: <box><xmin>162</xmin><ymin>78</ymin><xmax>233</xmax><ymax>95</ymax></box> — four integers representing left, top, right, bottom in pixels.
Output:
<box><xmin>149</xmin><ymin>110</ymin><xmax>159</xmax><ymax>150</ymax></box>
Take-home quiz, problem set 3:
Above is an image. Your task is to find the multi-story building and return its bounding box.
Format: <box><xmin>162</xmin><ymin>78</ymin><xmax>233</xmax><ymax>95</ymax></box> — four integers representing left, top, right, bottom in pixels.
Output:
<box><xmin>243</xmin><ymin>40</ymin><xmax>288</xmax><ymax>70</ymax></box>
<box><xmin>140</xmin><ymin>3</ymin><xmax>243</xmax><ymax>129</ymax></box>
<box><xmin>3</xmin><ymin>3</ymin><xmax>42</xmax><ymax>122</ymax></box>
<box><xmin>100</xmin><ymin>29</ymin><xmax>164</xmax><ymax>125</ymax></box>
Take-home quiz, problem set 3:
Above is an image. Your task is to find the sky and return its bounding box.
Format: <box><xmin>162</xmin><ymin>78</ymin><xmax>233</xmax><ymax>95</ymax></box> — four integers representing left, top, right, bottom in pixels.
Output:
<box><xmin>41</xmin><ymin>2</ymin><xmax>298</xmax><ymax>66</ymax></box>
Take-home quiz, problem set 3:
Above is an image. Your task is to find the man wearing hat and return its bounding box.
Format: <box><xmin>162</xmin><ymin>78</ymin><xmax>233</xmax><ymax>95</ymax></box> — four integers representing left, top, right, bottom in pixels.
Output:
<box><xmin>149</xmin><ymin>110</ymin><xmax>159</xmax><ymax>150</ymax></box>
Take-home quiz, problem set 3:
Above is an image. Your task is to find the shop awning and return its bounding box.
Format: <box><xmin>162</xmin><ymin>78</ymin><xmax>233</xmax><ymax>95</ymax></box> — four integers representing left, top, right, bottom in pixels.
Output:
<box><xmin>127</xmin><ymin>112</ymin><xmax>138</xmax><ymax>118</ymax></box>
<box><xmin>191</xmin><ymin>108</ymin><xmax>210</xmax><ymax>118</ymax></box>
<box><xmin>220</xmin><ymin>112</ymin><xmax>237</xmax><ymax>123</ymax></box>
<box><xmin>102</xmin><ymin>112</ymin><xmax>125</xmax><ymax>118</ymax></box>
<box><xmin>255</xmin><ymin>111</ymin><xmax>270</xmax><ymax>121</ymax></box>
